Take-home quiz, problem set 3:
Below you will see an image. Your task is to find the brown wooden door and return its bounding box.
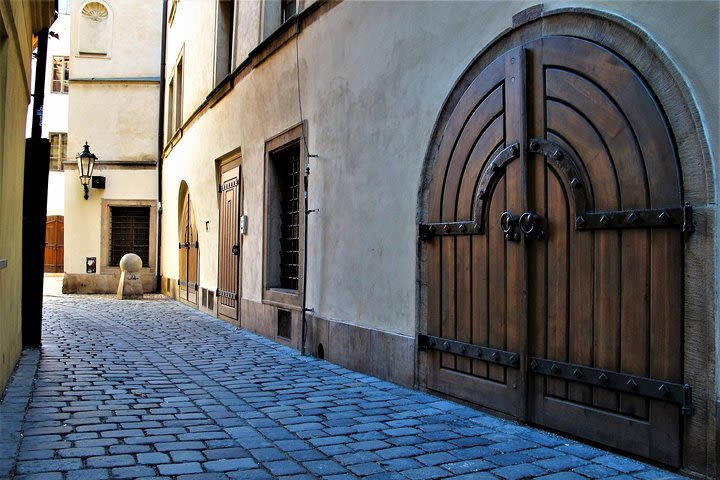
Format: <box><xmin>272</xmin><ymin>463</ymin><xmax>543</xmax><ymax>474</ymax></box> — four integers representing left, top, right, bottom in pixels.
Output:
<box><xmin>423</xmin><ymin>37</ymin><xmax>685</xmax><ymax>466</ymax></box>
<box><xmin>425</xmin><ymin>47</ymin><xmax>528</xmax><ymax>418</ymax></box>
<box><xmin>524</xmin><ymin>36</ymin><xmax>683</xmax><ymax>466</ymax></box>
<box><xmin>44</xmin><ymin>215</ymin><xmax>64</xmax><ymax>273</ymax></box>
<box><xmin>187</xmin><ymin>196</ymin><xmax>199</xmax><ymax>305</ymax></box>
<box><xmin>178</xmin><ymin>192</ymin><xmax>199</xmax><ymax>305</ymax></box>
<box><xmin>217</xmin><ymin>165</ymin><xmax>240</xmax><ymax>321</ymax></box>
<box><xmin>179</xmin><ymin>194</ymin><xmax>189</xmax><ymax>299</ymax></box>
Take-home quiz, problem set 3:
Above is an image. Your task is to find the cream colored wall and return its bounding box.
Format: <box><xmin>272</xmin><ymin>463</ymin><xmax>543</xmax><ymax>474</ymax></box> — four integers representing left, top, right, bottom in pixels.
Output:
<box><xmin>0</xmin><ymin>1</ymin><xmax>53</xmax><ymax>392</ymax></box>
<box><xmin>70</xmin><ymin>0</ymin><xmax>162</xmax><ymax>78</ymax></box>
<box><xmin>165</xmin><ymin>0</ymin><xmax>216</xmax><ymax>126</ymax></box>
<box><xmin>68</xmin><ymin>84</ymin><xmax>158</xmax><ymax>162</ymax></box>
<box><xmin>235</xmin><ymin>0</ymin><xmax>262</xmax><ymax>63</ymax></box>
<box><xmin>64</xmin><ymin>0</ymin><xmax>160</xmax><ymax>279</ymax></box>
<box><xmin>63</xmin><ymin>167</ymin><xmax>157</xmax><ymax>274</ymax></box>
<box><xmin>161</xmin><ymin>1</ymin><xmax>718</xmax><ymax>338</ymax></box>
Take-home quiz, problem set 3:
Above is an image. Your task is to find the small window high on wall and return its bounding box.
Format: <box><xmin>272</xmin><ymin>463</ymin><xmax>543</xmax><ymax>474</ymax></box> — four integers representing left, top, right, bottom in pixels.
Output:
<box><xmin>49</xmin><ymin>132</ymin><xmax>67</xmax><ymax>171</ymax></box>
<box><xmin>214</xmin><ymin>0</ymin><xmax>235</xmax><ymax>84</ymax></box>
<box><xmin>78</xmin><ymin>1</ymin><xmax>112</xmax><ymax>56</ymax></box>
<box><xmin>51</xmin><ymin>56</ymin><xmax>69</xmax><ymax>93</ymax></box>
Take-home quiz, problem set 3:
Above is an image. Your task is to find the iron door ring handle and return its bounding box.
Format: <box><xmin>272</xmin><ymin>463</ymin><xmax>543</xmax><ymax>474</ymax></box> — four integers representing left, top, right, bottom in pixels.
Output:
<box><xmin>500</xmin><ymin>211</ymin><xmax>518</xmax><ymax>233</ymax></box>
<box><xmin>519</xmin><ymin>212</ymin><xmax>537</xmax><ymax>235</ymax></box>
<box><xmin>231</xmin><ymin>245</ymin><xmax>240</xmax><ymax>255</ymax></box>
<box><xmin>519</xmin><ymin>211</ymin><xmax>546</xmax><ymax>240</ymax></box>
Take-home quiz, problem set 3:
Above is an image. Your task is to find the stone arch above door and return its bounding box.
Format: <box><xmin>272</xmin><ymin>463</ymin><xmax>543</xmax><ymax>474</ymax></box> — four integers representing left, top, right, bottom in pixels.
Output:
<box><xmin>417</xmin><ymin>7</ymin><xmax>716</xmax><ymax>476</ymax></box>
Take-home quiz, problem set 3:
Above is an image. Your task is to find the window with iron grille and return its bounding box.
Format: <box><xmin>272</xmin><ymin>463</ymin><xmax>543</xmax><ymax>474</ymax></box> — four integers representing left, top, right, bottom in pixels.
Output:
<box><xmin>49</xmin><ymin>132</ymin><xmax>66</xmax><ymax>171</ymax></box>
<box><xmin>264</xmin><ymin>124</ymin><xmax>305</xmax><ymax>307</ymax></box>
<box><xmin>51</xmin><ymin>56</ymin><xmax>69</xmax><ymax>93</ymax></box>
<box><xmin>110</xmin><ymin>207</ymin><xmax>150</xmax><ymax>267</ymax></box>
<box><xmin>275</xmin><ymin>144</ymin><xmax>300</xmax><ymax>290</ymax></box>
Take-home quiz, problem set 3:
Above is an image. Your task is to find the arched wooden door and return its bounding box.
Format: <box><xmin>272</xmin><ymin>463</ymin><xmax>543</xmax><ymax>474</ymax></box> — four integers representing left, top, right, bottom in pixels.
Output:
<box><xmin>421</xmin><ymin>37</ymin><xmax>692</xmax><ymax>466</ymax></box>
<box><xmin>178</xmin><ymin>191</ymin><xmax>199</xmax><ymax>305</ymax></box>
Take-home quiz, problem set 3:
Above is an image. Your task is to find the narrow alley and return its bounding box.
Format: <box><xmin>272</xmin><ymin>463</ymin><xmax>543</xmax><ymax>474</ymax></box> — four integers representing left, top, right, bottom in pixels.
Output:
<box><xmin>0</xmin><ymin>295</ymin><xmax>687</xmax><ymax>479</ymax></box>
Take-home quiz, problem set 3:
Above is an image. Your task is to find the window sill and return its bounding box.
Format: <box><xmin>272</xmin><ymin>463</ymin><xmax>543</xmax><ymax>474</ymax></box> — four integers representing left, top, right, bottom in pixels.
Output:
<box><xmin>263</xmin><ymin>287</ymin><xmax>302</xmax><ymax>310</ymax></box>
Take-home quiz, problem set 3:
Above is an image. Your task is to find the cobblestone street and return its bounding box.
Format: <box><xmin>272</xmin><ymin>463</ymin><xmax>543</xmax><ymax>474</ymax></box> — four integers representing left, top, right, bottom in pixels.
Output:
<box><xmin>0</xmin><ymin>296</ymin><xmax>687</xmax><ymax>479</ymax></box>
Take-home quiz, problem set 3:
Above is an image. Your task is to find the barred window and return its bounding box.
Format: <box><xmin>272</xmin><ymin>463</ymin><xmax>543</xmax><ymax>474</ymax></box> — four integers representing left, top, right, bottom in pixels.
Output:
<box><xmin>51</xmin><ymin>56</ymin><xmax>69</xmax><ymax>93</ymax></box>
<box><xmin>110</xmin><ymin>207</ymin><xmax>150</xmax><ymax>267</ymax></box>
<box><xmin>264</xmin><ymin>124</ymin><xmax>305</xmax><ymax>308</ymax></box>
<box><xmin>49</xmin><ymin>132</ymin><xmax>67</xmax><ymax>171</ymax></box>
<box><xmin>275</xmin><ymin>145</ymin><xmax>300</xmax><ymax>290</ymax></box>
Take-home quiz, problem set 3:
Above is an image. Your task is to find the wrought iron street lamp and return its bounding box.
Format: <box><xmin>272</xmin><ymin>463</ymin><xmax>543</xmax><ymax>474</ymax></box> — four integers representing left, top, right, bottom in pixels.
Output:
<box><xmin>76</xmin><ymin>141</ymin><xmax>96</xmax><ymax>200</ymax></box>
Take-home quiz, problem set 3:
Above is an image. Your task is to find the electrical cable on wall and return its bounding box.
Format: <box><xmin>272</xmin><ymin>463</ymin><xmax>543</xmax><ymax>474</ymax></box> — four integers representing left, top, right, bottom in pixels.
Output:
<box><xmin>295</xmin><ymin>14</ymin><xmax>318</xmax><ymax>356</ymax></box>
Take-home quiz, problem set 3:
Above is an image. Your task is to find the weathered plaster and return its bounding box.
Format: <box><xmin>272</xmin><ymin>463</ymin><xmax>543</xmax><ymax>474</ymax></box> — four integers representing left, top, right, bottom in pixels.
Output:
<box><xmin>0</xmin><ymin>0</ymin><xmax>54</xmax><ymax>393</ymax></box>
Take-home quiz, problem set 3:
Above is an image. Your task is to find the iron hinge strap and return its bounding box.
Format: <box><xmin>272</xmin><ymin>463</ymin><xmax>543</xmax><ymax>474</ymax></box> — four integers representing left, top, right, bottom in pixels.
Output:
<box><xmin>575</xmin><ymin>204</ymin><xmax>694</xmax><ymax>232</ymax></box>
<box><xmin>216</xmin><ymin>288</ymin><xmax>237</xmax><ymax>300</ymax></box>
<box><xmin>419</xmin><ymin>221</ymin><xmax>483</xmax><ymax>240</ymax></box>
<box><xmin>529</xmin><ymin>357</ymin><xmax>693</xmax><ymax>415</ymax></box>
<box><xmin>418</xmin><ymin>334</ymin><xmax>520</xmax><ymax>368</ymax></box>
<box><xmin>178</xmin><ymin>279</ymin><xmax>187</xmax><ymax>286</ymax></box>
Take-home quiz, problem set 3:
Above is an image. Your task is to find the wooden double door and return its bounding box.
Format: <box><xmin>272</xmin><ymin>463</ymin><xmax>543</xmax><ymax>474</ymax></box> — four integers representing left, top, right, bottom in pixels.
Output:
<box><xmin>44</xmin><ymin>215</ymin><xmax>64</xmax><ymax>273</ymax></box>
<box><xmin>179</xmin><ymin>192</ymin><xmax>199</xmax><ymax>305</ymax></box>
<box><xmin>422</xmin><ymin>37</ymin><xmax>690</xmax><ymax>466</ymax></box>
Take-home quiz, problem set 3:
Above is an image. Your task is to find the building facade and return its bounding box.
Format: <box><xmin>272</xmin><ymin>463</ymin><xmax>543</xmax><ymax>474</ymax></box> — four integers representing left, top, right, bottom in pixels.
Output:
<box><xmin>160</xmin><ymin>1</ymin><xmax>718</xmax><ymax>475</ymax></box>
<box><xmin>0</xmin><ymin>1</ymin><xmax>56</xmax><ymax>392</ymax></box>
<box><xmin>62</xmin><ymin>0</ymin><xmax>162</xmax><ymax>293</ymax></box>
<box><xmin>26</xmin><ymin>8</ymin><xmax>71</xmax><ymax>274</ymax></box>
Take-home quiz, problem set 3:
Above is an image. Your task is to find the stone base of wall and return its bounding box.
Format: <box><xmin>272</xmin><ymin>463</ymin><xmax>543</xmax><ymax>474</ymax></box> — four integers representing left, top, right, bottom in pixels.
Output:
<box><xmin>63</xmin><ymin>273</ymin><xmax>156</xmax><ymax>294</ymax></box>
<box><xmin>236</xmin><ymin>299</ymin><xmax>415</xmax><ymax>387</ymax></box>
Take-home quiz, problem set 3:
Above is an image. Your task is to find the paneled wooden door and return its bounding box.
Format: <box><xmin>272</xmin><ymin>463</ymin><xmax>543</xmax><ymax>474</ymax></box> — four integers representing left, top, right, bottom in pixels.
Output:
<box><xmin>44</xmin><ymin>215</ymin><xmax>64</xmax><ymax>273</ymax></box>
<box><xmin>423</xmin><ymin>37</ymin><xmax>687</xmax><ymax>465</ymax></box>
<box><xmin>217</xmin><ymin>164</ymin><xmax>240</xmax><ymax>322</ymax></box>
<box><xmin>178</xmin><ymin>192</ymin><xmax>199</xmax><ymax>305</ymax></box>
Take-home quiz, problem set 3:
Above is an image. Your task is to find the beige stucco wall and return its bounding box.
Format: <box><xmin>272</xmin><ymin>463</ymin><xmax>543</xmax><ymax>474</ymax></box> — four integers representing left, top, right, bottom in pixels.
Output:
<box><xmin>0</xmin><ymin>1</ymin><xmax>54</xmax><ymax>392</ymax></box>
<box><xmin>161</xmin><ymin>0</ymin><xmax>718</xmax><ymax>337</ymax></box>
<box><xmin>70</xmin><ymin>0</ymin><xmax>161</xmax><ymax>78</ymax></box>
<box><xmin>63</xmin><ymin>166</ymin><xmax>157</xmax><ymax>274</ymax></box>
<box><xmin>64</xmin><ymin>0</ymin><xmax>160</xmax><ymax>282</ymax></box>
<box><xmin>68</xmin><ymin>83</ymin><xmax>159</xmax><ymax>162</ymax></box>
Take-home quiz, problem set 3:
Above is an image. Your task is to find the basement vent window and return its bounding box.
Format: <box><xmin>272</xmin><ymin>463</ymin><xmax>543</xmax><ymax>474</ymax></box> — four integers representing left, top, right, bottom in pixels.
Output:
<box><xmin>110</xmin><ymin>206</ymin><xmax>150</xmax><ymax>267</ymax></box>
<box><xmin>207</xmin><ymin>290</ymin><xmax>214</xmax><ymax>311</ymax></box>
<box><xmin>277</xmin><ymin>309</ymin><xmax>291</xmax><ymax>340</ymax></box>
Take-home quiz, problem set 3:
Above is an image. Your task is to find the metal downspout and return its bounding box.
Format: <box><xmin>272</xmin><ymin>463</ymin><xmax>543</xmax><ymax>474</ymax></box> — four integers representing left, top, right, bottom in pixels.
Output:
<box><xmin>157</xmin><ymin>0</ymin><xmax>168</xmax><ymax>293</ymax></box>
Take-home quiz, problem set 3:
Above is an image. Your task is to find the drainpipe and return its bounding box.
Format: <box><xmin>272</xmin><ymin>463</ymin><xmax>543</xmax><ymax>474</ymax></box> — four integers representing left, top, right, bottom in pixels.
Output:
<box><xmin>22</xmin><ymin>27</ymin><xmax>52</xmax><ymax>347</ymax></box>
<box><xmin>156</xmin><ymin>0</ymin><xmax>168</xmax><ymax>293</ymax></box>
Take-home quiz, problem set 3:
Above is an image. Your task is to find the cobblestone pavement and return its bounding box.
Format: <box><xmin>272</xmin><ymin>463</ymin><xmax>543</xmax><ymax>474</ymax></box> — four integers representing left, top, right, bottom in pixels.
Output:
<box><xmin>0</xmin><ymin>296</ymin><xmax>687</xmax><ymax>480</ymax></box>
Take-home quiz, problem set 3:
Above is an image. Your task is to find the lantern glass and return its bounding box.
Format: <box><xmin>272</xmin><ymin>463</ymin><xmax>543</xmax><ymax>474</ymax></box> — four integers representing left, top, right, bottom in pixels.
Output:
<box><xmin>76</xmin><ymin>142</ymin><xmax>96</xmax><ymax>186</ymax></box>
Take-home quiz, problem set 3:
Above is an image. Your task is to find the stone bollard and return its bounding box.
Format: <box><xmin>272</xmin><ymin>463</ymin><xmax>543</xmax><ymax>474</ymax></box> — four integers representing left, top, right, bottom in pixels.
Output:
<box><xmin>117</xmin><ymin>253</ymin><xmax>144</xmax><ymax>300</ymax></box>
